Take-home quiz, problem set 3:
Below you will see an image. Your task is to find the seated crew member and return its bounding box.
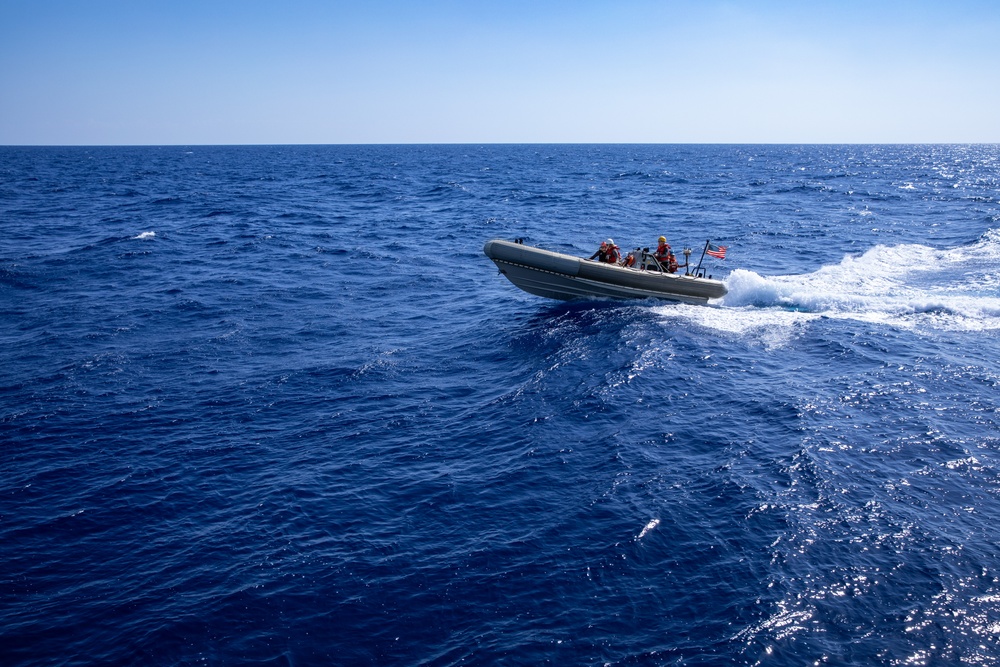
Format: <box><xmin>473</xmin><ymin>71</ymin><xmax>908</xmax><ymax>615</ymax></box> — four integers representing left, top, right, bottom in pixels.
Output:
<box><xmin>588</xmin><ymin>241</ymin><xmax>609</xmax><ymax>262</ymax></box>
<box><xmin>588</xmin><ymin>239</ymin><xmax>620</xmax><ymax>264</ymax></box>
<box><xmin>604</xmin><ymin>239</ymin><xmax>620</xmax><ymax>264</ymax></box>
<box><xmin>663</xmin><ymin>250</ymin><xmax>680</xmax><ymax>273</ymax></box>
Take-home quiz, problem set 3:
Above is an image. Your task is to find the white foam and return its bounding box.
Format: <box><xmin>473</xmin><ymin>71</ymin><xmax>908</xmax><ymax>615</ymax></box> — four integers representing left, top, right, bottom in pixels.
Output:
<box><xmin>636</xmin><ymin>518</ymin><xmax>660</xmax><ymax>540</ymax></box>
<box><xmin>133</xmin><ymin>231</ymin><xmax>156</xmax><ymax>240</ymax></box>
<box><xmin>658</xmin><ymin>302</ymin><xmax>819</xmax><ymax>350</ymax></box>
<box><xmin>660</xmin><ymin>231</ymin><xmax>1000</xmax><ymax>340</ymax></box>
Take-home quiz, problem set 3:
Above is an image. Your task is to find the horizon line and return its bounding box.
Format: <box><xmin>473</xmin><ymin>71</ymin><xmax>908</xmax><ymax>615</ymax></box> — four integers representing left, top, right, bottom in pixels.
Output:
<box><xmin>3</xmin><ymin>141</ymin><xmax>999</xmax><ymax>148</ymax></box>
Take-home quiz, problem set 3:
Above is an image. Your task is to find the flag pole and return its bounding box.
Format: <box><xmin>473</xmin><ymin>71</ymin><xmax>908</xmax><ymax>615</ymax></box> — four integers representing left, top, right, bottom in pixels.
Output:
<box><xmin>693</xmin><ymin>240</ymin><xmax>709</xmax><ymax>277</ymax></box>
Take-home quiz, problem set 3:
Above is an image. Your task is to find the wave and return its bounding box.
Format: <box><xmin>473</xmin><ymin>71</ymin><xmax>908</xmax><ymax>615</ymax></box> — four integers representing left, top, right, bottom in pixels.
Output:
<box><xmin>661</xmin><ymin>230</ymin><xmax>1000</xmax><ymax>338</ymax></box>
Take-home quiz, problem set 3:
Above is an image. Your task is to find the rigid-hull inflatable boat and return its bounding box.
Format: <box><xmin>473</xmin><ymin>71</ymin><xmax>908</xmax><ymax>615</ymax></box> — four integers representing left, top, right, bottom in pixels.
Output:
<box><xmin>483</xmin><ymin>239</ymin><xmax>727</xmax><ymax>305</ymax></box>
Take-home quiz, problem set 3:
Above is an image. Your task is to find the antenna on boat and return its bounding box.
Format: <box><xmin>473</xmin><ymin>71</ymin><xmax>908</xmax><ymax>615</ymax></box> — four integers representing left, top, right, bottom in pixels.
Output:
<box><xmin>682</xmin><ymin>248</ymin><xmax>692</xmax><ymax>276</ymax></box>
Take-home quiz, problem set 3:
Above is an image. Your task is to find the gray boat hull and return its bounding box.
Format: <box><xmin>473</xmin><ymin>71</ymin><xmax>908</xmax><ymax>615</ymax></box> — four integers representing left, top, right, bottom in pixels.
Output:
<box><xmin>483</xmin><ymin>239</ymin><xmax>727</xmax><ymax>304</ymax></box>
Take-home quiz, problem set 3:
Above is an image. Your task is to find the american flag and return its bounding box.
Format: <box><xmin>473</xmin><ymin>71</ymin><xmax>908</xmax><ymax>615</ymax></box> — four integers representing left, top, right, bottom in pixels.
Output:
<box><xmin>706</xmin><ymin>243</ymin><xmax>727</xmax><ymax>260</ymax></box>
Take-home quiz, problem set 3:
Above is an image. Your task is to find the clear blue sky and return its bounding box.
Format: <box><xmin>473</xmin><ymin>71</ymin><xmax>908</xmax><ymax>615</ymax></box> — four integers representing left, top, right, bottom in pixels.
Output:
<box><xmin>2</xmin><ymin>0</ymin><xmax>998</xmax><ymax>144</ymax></box>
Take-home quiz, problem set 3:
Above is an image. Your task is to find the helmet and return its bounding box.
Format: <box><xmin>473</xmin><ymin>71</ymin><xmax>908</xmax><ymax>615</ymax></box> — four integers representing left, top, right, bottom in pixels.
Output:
<box><xmin>606</xmin><ymin>238</ymin><xmax>614</xmax><ymax>246</ymax></box>
<box><xmin>658</xmin><ymin>236</ymin><xmax>666</xmax><ymax>242</ymax></box>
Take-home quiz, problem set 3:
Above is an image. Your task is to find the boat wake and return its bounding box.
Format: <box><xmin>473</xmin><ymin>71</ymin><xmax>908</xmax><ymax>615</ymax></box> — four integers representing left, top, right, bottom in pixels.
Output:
<box><xmin>657</xmin><ymin>229</ymin><xmax>1000</xmax><ymax>341</ymax></box>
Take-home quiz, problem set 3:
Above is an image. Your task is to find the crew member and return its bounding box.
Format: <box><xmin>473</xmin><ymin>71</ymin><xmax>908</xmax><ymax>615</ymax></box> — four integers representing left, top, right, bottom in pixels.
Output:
<box><xmin>654</xmin><ymin>236</ymin><xmax>671</xmax><ymax>263</ymax></box>
<box><xmin>654</xmin><ymin>235</ymin><xmax>687</xmax><ymax>273</ymax></box>
<box><xmin>604</xmin><ymin>239</ymin><xmax>620</xmax><ymax>264</ymax></box>
<box><xmin>663</xmin><ymin>250</ymin><xmax>680</xmax><ymax>273</ymax></box>
<box><xmin>589</xmin><ymin>239</ymin><xmax>620</xmax><ymax>264</ymax></box>
<box><xmin>588</xmin><ymin>241</ymin><xmax>609</xmax><ymax>262</ymax></box>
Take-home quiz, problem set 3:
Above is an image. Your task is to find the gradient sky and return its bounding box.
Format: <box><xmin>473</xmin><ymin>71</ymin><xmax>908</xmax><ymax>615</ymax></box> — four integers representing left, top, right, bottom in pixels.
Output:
<box><xmin>2</xmin><ymin>0</ymin><xmax>999</xmax><ymax>145</ymax></box>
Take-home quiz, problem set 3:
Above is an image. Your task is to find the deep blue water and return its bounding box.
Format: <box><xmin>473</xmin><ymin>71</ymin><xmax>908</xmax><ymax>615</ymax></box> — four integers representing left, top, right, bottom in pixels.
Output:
<box><xmin>2</xmin><ymin>144</ymin><xmax>1000</xmax><ymax>665</ymax></box>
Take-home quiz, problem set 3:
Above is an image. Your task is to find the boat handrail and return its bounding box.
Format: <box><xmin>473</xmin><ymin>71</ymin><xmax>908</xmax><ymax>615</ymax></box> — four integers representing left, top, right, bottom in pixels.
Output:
<box><xmin>637</xmin><ymin>248</ymin><xmax>662</xmax><ymax>274</ymax></box>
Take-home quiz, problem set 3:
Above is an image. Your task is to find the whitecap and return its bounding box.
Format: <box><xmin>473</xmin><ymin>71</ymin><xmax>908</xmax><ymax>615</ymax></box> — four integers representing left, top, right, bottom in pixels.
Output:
<box><xmin>133</xmin><ymin>231</ymin><xmax>156</xmax><ymax>240</ymax></box>
<box><xmin>636</xmin><ymin>518</ymin><xmax>660</xmax><ymax>540</ymax></box>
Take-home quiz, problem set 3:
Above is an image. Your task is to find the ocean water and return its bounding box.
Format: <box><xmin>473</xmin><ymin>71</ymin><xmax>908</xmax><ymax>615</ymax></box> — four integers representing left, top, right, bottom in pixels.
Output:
<box><xmin>2</xmin><ymin>144</ymin><xmax>1000</xmax><ymax>666</ymax></box>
